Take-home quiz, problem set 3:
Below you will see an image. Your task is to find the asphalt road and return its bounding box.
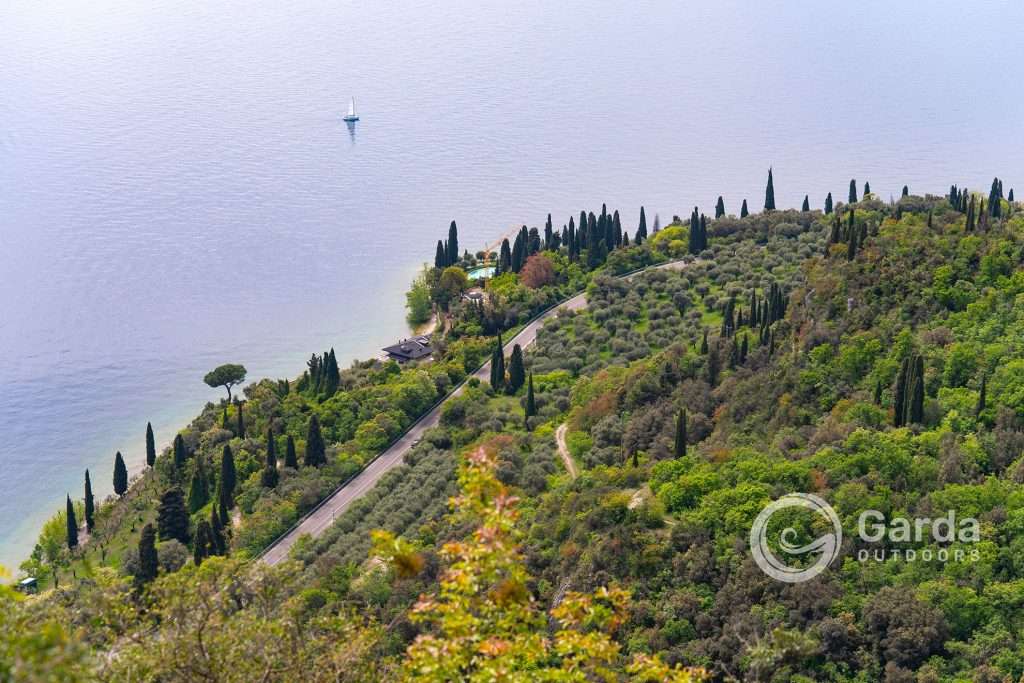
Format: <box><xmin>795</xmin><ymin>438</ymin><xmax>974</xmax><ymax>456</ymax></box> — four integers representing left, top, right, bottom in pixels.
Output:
<box><xmin>260</xmin><ymin>258</ymin><xmax>688</xmax><ymax>565</ymax></box>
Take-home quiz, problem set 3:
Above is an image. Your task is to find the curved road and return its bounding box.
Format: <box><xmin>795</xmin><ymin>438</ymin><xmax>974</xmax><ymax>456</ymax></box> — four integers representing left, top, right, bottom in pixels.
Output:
<box><xmin>260</xmin><ymin>258</ymin><xmax>689</xmax><ymax>565</ymax></box>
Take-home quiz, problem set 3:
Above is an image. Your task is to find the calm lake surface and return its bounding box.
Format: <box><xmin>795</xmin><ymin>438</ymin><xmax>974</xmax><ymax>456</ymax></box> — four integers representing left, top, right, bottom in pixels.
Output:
<box><xmin>1</xmin><ymin>0</ymin><xmax>1022</xmax><ymax>568</ymax></box>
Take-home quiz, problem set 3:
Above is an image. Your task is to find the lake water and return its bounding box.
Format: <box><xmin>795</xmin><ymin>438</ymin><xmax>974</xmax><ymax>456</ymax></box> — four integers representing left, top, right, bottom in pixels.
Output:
<box><xmin>1</xmin><ymin>0</ymin><xmax>1022</xmax><ymax>569</ymax></box>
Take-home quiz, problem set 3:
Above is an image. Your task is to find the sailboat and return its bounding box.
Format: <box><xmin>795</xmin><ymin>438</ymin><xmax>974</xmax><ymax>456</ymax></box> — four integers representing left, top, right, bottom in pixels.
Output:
<box><xmin>343</xmin><ymin>97</ymin><xmax>359</xmax><ymax>122</ymax></box>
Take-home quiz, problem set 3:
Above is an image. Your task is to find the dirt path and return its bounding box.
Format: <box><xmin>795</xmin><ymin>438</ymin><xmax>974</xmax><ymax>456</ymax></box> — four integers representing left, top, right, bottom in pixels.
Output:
<box><xmin>554</xmin><ymin>423</ymin><xmax>579</xmax><ymax>479</ymax></box>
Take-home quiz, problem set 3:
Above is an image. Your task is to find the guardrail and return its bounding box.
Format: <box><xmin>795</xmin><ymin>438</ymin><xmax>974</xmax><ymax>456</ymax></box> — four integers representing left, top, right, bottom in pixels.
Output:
<box><xmin>255</xmin><ymin>254</ymin><xmax>686</xmax><ymax>560</ymax></box>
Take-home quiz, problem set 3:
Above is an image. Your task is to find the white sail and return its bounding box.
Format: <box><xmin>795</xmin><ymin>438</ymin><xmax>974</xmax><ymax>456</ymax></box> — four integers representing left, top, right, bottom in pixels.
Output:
<box><xmin>348</xmin><ymin>97</ymin><xmax>356</xmax><ymax>117</ymax></box>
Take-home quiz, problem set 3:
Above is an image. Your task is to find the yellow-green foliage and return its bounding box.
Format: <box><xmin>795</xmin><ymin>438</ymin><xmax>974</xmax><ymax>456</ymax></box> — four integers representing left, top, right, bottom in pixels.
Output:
<box><xmin>647</xmin><ymin>225</ymin><xmax>688</xmax><ymax>257</ymax></box>
<box><xmin>373</xmin><ymin>444</ymin><xmax>705</xmax><ymax>682</ymax></box>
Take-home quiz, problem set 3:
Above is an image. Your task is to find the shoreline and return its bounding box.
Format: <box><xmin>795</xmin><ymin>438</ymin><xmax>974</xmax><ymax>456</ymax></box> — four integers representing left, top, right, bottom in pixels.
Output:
<box><xmin>5</xmin><ymin>281</ymin><xmax>423</xmax><ymax>574</ymax></box>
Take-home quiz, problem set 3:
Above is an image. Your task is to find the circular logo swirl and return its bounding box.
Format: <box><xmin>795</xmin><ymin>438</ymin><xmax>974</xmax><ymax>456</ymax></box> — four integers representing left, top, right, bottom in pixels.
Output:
<box><xmin>750</xmin><ymin>493</ymin><xmax>841</xmax><ymax>583</ymax></box>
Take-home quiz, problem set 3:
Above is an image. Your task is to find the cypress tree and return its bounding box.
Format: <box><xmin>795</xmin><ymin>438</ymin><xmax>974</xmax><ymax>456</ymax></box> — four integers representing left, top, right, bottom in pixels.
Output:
<box><xmin>828</xmin><ymin>214</ymin><xmax>841</xmax><ymax>247</ymax></box>
<box><xmin>209</xmin><ymin>506</ymin><xmax>226</xmax><ymax>555</ymax></box>
<box><xmin>218</xmin><ymin>483</ymin><xmax>230</xmax><ymax>527</ymax></box>
<box><xmin>631</xmin><ymin>450</ymin><xmax>639</xmax><ymax>468</ymax></box>
<box><xmin>846</xmin><ymin>223</ymin><xmax>858</xmax><ymax>261</ymax></box>
<box><xmin>157</xmin><ymin>488</ymin><xmax>190</xmax><ymax>544</ymax></box>
<box><xmin>902</xmin><ymin>185</ymin><xmax>909</xmax><ymax>197</ymax></box>
<box><xmin>187</xmin><ymin>457</ymin><xmax>209</xmax><ymax>514</ymax></box>
<box><xmin>490</xmin><ymin>334</ymin><xmax>505</xmax><ymax>392</ymax></box>
<box><xmin>524</xmin><ymin>372</ymin><xmax>536</xmax><ymax>427</ymax></box>
<box><xmin>1009</xmin><ymin>188</ymin><xmax>1015</xmax><ymax>202</ymax></box>
<box><xmin>173</xmin><ymin>433</ymin><xmax>187</xmax><ymax>468</ymax></box>
<box><xmin>896</xmin><ymin>354</ymin><xmax>926</xmax><ymax>426</ymax></box>
<box><xmin>740</xmin><ymin>199</ymin><xmax>749</xmax><ymax>218</ymax></box>
<box><xmin>636</xmin><ymin>206</ymin><xmax>647</xmax><ymax>243</ymax></box>
<box><xmin>966</xmin><ymin>196</ymin><xmax>976</xmax><ymax>231</ymax></box>
<box><xmin>674</xmin><ymin>409</ymin><xmax>687</xmax><ymax>458</ymax></box>
<box><xmin>222</xmin><ymin>403</ymin><xmax>229</xmax><ymax>428</ymax></box>
<box><xmin>707</xmin><ymin>343</ymin><xmax>721</xmax><ymax>386</ymax></box>
<box><xmin>266</xmin><ymin>427</ymin><xmax>277</xmax><ymax>468</ymax></box>
<box><xmin>193</xmin><ymin>520</ymin><xmax>212</xmax><ymax>566</ymax></box>
<box><xmin>447</xmin><ymin>220</ymin><xmax>459</xmax><ymax>265</ymax></box>
<box><xmin>585</xmin><ymin>234</ymin><xmax>604</xmax><ymax>269</ymax></box>
<box><xmin>304</xmin><ymin>415</ymin><xmax>326</xmax><ymax>467</ymax></box>
<box><xmin>688</xmin><ymin>207</ymin><xmax>702</xmax><ymax>254</ymax></box>
<box><xmin>528</xmin><ymin>226</ymin><xmax>542</xmax><ymax>255</ymax></box>
<box><xmin>261</xmin><ymin>427</ymin><xmax>279</xmax><ymax>488</ymax></box>
<box><xmin>849</xmin><ymin>179</ymin><xmax>857</xmax><ymax>203</ymax></box>
<box><xmin>321</xmin><ymin>349</ymin><xmax>340</xmax><ymax>398</ymax></box>
<box><xmin>220</xmin><ymin>444</ymin><xmax>236</xmax><ymax>507</ymax></box>
<box><xmin>863</xmin><ymin>181</ymin><xmax>871</xmax><ymax>196</ymax></box>
<box><xmin>145</xmin><ymin>422</ymin><xmax>156</xmax><ymax>468</ymax></box>
<box><xmin>613</xmin><ymin>210</ymin><xmax>622</xmax><ymax>247</ymax></box>
<box><xmin>137</xmin><ymin>523</ymin><xmax>158</xmax><ymax>584</ymax></box>
<box><xmin>544</xmin><ymin>214</ymin><xmax>553</xmax><ymax>250</ymax></box>
<box><xmin>825</xmin><ymin>192</ymin><xmax>833</xmax><ymax>214</ymax></box>
<box><xmin>715</xmin><ymin>196</ymin><xmax>725</xmax><ymax>218</ymax></box>
<box><xmin>909</xmin><ymin>374</ymin><xmax>924</xmax><ymax>425</ymax></box>
<box><xmin>84</xmin><ymin>470</ymin><xmax>95</xmax><ymax>532</ymax></box>
<box><xmin>700</xmin><ymin>329</ymin><xmax>709</xmax><ymax>354</ymax></box>
<box><xmin>235</xmin><ymin>399</ymin><xmax>245</xmax><ymax>438</ymax></box>
<box><xmin>309</xmin><ymin>354</ymin><xmax>323</xmax><ymax>395</ymax></box>
<box><xmin>434</xmin><ymin>240</ymin><xmax>447</xmax><ymax>269</ymax></box>
<box><xmin>976</xmin><ymin>375</ymin><xmax>987</xmax><ymax>418</ymax></box>
<box><xmin>66</xmin><ymin>495</ymin><xmax>78</xmax><ymax>549</ymax></box>
<box><xmin>586</xmin><ymin>213</ymin><xmax>605</xmax><ymax>269</ymax></box>
<box><xmin>284</xmin><ymin>434</ymin><xmax>298</xmax><ymax>469</ymax></box>
<box><xmin>764</xmin><ymin>168</ymin><xmax>776</xmax><ymax>211</ymax></box>
<box><xmin>498</xmin><ymin>238</ymin><xmax>512</xmax><ymax>274</ymax></box>
<box><xmin>507</xmin><ymin>344</ymin><xmax>526</xmax><ymax>393</ymax></box>
<box><xmin>801</xmin><ymin>195</ymin><xmax>810</xmax><ymax>212</ymax></box>
<box><xmin>113</xmin><ymin>451</ymin><xmax>128</xmax><ymax>496</ymax></box>
<box><xmin>740</xmin><ymin>334</ymin><xmax>749</xmax><ymax>363</ymax></box>
<box><xmin>874</xmin><ymin>379</ymin><xmax>882</xmax><ymax>405</ymax></box>
<box><xmin>988</xmin><ymin>178</ymin><xmax>1002</xmax><ymax>218</ymax></box>
<box><xmin>722</xmin><ymin>297</ymin><xmax>736</xmax><ymax>337</ymax></box>
<box><xmin>511</xmin><ymin>231</ymin><xmax>525</xmax><ymax>272</ymax></box>
<box><xmin>893</xmin><ymin>357</ymin><xmax>910</xmax><ymax>427</ymax></box>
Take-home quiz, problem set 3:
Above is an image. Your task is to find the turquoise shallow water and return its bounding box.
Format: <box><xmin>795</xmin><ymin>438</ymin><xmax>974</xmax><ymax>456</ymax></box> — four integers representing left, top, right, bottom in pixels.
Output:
<box><xmin>1</xmin><ymin>0</ymin><xmax>1022</xmax><ymax>569</ymax></box>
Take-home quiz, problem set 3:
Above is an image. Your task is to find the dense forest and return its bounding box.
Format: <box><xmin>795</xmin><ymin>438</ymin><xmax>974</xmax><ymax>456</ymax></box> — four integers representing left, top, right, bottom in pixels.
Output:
<box><xmin>5</xmin><ymin>173</ymin><xmax>1024</xmax><ymax>682</ymax></box>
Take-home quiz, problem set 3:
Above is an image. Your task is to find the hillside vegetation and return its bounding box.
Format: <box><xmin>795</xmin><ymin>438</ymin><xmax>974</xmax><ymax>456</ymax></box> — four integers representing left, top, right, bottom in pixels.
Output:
<box><xmin>7</xmin><ymin>178</ymin><xmax>1024</xmax><ymax>682</ymax></box>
